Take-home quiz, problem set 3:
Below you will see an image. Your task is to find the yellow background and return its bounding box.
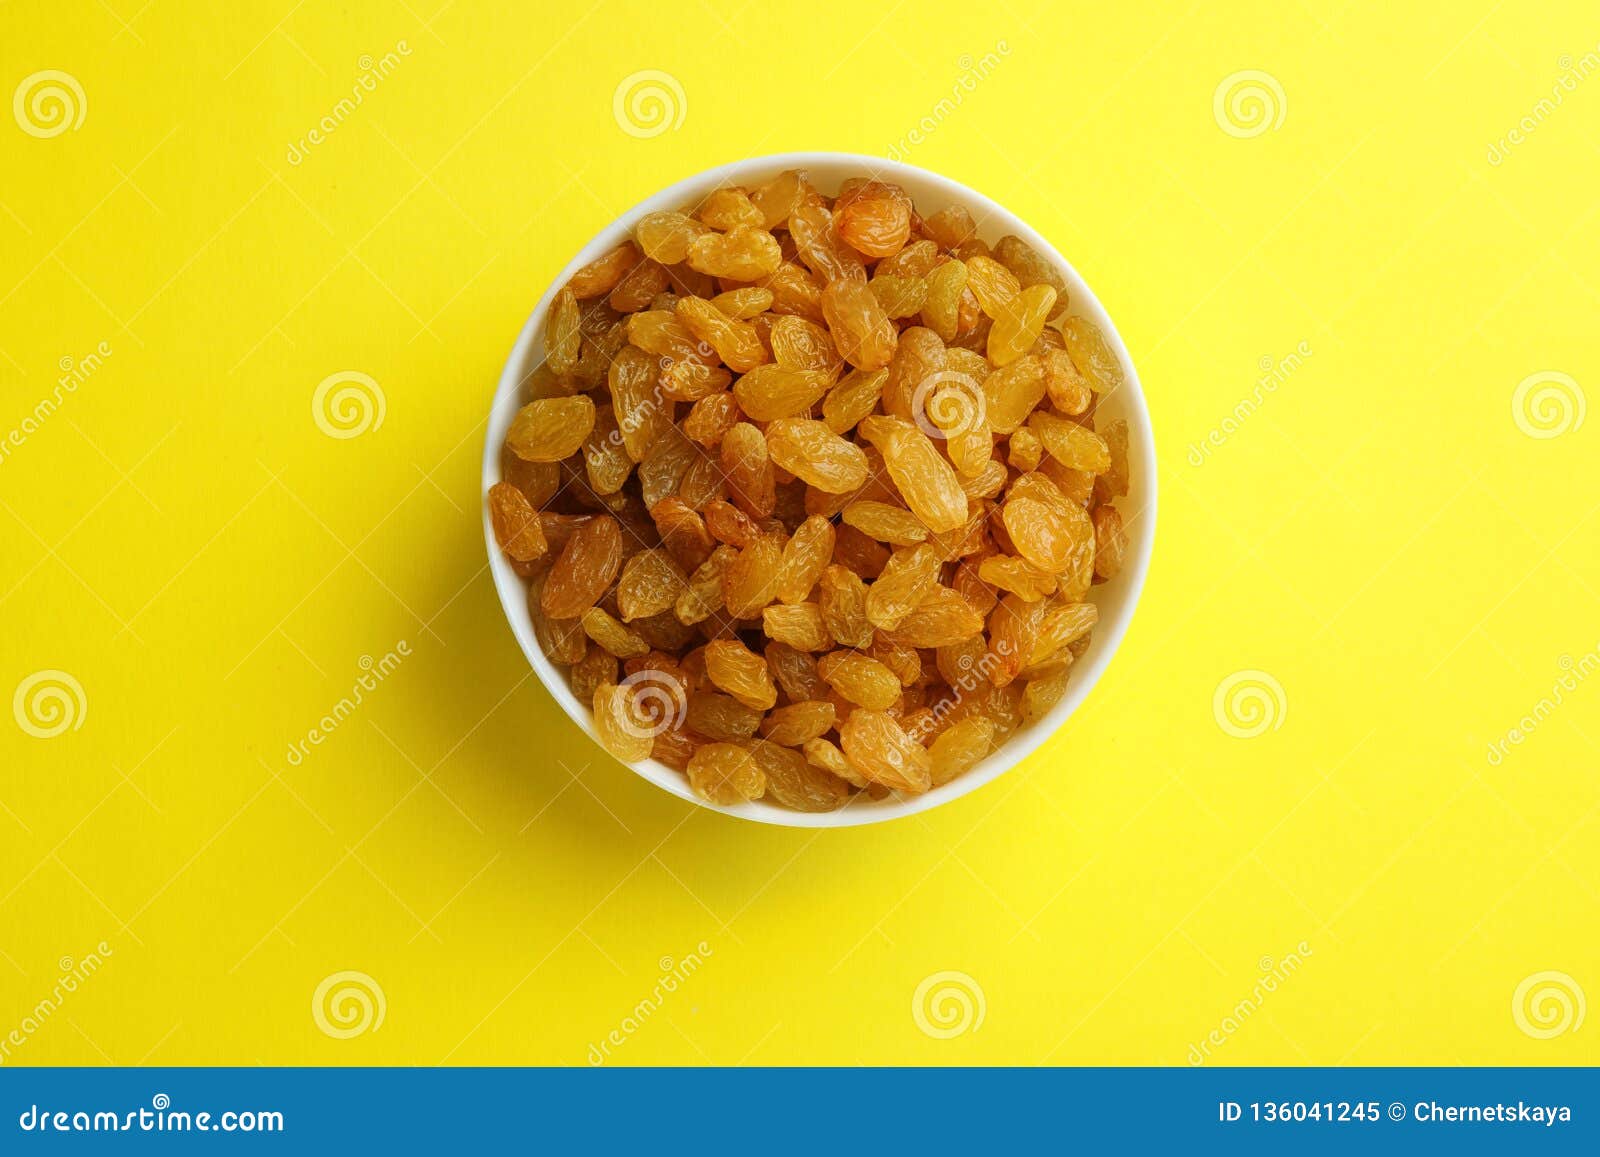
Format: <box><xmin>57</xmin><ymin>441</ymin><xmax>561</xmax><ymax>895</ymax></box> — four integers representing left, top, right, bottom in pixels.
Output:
<box><xmin>3</xmin><ymin>0</ymin><xmax>1598</xmax><ymax>1066</ymax></box>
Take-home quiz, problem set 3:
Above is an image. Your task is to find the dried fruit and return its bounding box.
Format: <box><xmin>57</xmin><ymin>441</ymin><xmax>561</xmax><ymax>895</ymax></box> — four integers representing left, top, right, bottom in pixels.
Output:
<box><xmin>720</xmin><ymin>422</ymin><xmax>776</xmax><ymax>518</ymax></box>
<box><xmin>546</xmin><ymin>287</ymin><xmax>582</xmax><ymax>375</ymax></box>
<box><xmin>762</xmin><ymin>603</ymin><xmax>832</xmax><ymax>651</ymax></box>
<box><xmin>776</xmin><ymin>515</ymin><xmax>835</xmax><ymax>603</ymax></box>
<box><xmin>765</xmin><ymin>418</ymin><xmax>869</xmax><ymax>493</ymax></box>
<box><xmin>842</xmin><ymin>500</ymin><xmax>928</xmax><ymax>545</ymax></box>
<box><xmin>487</xmin><ymin>482</ymin><xmax>548</xmax><ymax>562</ymax></box>
<box><xmin>687</xmin><ymin>743</ymin><xmax>767</xmax><ymax>804</ymax></box>
<box><xmin>1030</xmin><ymin>410</ymin><xmax>1111</xmax><ymax>473</ymax></box>
<box><xmin>1092</xmin><ymin>505</ymin><xmax>1126</xmax><ymax>580</ymax></box>
<box><xmin>858</xmin><ymin>416</ymin><xmax>968</xmax><ymax>533</ymax></box>
<box><xmin>1059</xmin><ymin>315</ymin><xmax>1125</xmax><ymax>394</ymax></box>
<box><xmin>594</xmin><ymin>682</ymin><xmax>654</xmax><ymax>762</ymax></box>
<box><xmin>839</xmin><ymin>709</ymin><xmax>932</xmax><ymax>794</ymax></box>
<box><xmin>821</xmin><ymin>278</ymin><xmax>897</xmax><ymax>370</ymax></box>
<box><xmin>722</xmin><ymin>532</ymin><xmax>783</xmax><ymax>618</ymax></box>
<box><xmin>922</xmin><ymin>204</ymin><xmax>977</xmax><ymax>250</ymax></box>
<box><xmin>617</xmin><ymin>548</ymin><xmax>687</xmax><ymax>621</ymax></box>
<box><xmin>687</xmin><ymin>225</ymin><xmax>783</xmax><ymax>280</ymax></box>
<box><xmin>818</xmin><ymin>651</ymin><xmax>902</xmax><ymax>711</ymax></box>
<box><xmin>686</xmin><ymin>692</ymin><xmax>762</xmax><ymax>741</ymax></box>
<box><xmin>542</xmin><ymin>515</ymin><xmax>623</xmax><ymax>619</ymax></box>
<box><xmin>733</xmin><ymin>365</ymin><xmax>831</xmax><ymax>420</ymax></box>
<box><xmin>834</xmin><ymin>181</ymin><xmax>912</xmax><ymax>258</ymax></box>
<box><xmin>569</xmin><ymin>244</ymin><xmax>638</xmax><ymax>299</ymax></box>
<box><xmin>582</xmin><ymin>607</ymin><xmax>650</xmax><ymax>658</ymax></box>
<box><xmin>493</xmin><ymin>171</ymin><xmax>1134</xmax><ymax>809</ymax></box>
<box><xmin>789</xmin><ymin>201</ymin><xmax>866</xmax><ymax>283</ymax></box>
<box><xmin>506</xmin><ymin>396</ymin><xmax>596</xmax><ymax>462</ymax></box>
<box><xmin>760</xmin><ymin>700</ymin><xmax>837</xmax><ymax>745</ymax></box>
<box><xmin>636</xmin><ymin>211</ymin><xmax>709</xmax><ymax>263</ymax></box>
<box><xmin>989</xmin><ymin>284</ymin><xmax>1056</xmax><ymax>366</ymax></box>
<box><xmin>929</xmin><ymin>718</ymin><xmax>994</xmax><ymax>786</ymax></box>
<box><xmin>748</xmin><ymin>741</ymin><xmax>849</xmax><ymax>811</ymax></box>
<box><xmin>609</xmin><ymin>346</ymin><xmax>671</xmax><ymax>462</ymax></box>
<box><xmin>865</xmin><ymin>542</ymin><xmax>942</xmax><ymax>630</ymax></box>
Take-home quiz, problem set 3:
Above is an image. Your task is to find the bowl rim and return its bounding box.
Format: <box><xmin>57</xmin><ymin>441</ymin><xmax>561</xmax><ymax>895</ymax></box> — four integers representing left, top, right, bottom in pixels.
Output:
<box><xmin>481</xmin><ymin>150</ymin><xmax>1157</xmax><ymax>828</ymax></box>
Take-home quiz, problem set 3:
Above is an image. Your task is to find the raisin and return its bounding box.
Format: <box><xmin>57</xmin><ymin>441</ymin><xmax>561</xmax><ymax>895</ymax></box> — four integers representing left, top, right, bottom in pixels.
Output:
<box><xmin>760</xmin><ymin>699</ymin><xmax>837</xmax><ymax>745</ymax></box>
<box><xmin>542</xmin><ymin>515</ymin><xmax>623</xmax><ymax>619</ymax></box>
<box><xmin>704</xmin><ymin>639</ymin><xmax>778</xmax><ymax>710</ymax></box>
<box><xmin>839</xmin><ymin>709</ymin><xmax>932</xmax><ymax>794</ymax></box>
<box><xmin>749</xmin><ymin>741</ymin><xmax>850</xmax><ymax>811</ymax></box>
<box><xmin>568</xmin><ymin>244</ymin><xmax>638</xmax><ymax>299</ymax></box>
<box><xmin>687</xmin><ymin>743</ymin><xmax>767</xmax><ymax>804</ymax></box>
<box><xmin>765</xmin><ymin>418</ymin><xmax>869</xmax><ymax>493</ymax></box>
<box><xmin>617</xmin><ymin>548</ymin><xmax>688</xmax><ymax>621</ymax></box>
<box><xmin>506</xmin><ymin>396</ymin><xmax>596</xmax><ymax>463</ymax></box>
<box><xmin>834</xmin><ymin>181</ymin><xmax>913</xmax><ymax>258</ymax></box>
<box><xmin>488</xmin><ymin>482</ymin><xmax>549</xmax><ymax>562</ymax></box>
<box><xmin>686</xmin><ymin>225</ymin><xmax>783</xmax><ymax>280</ymax></box>
<box><xmin>1059</xmin><ymin>315</ymin><xmax>1125</xmax><ymax>394</ymax></box>
<box><xmin>821</xmin><ymin>278</ymin><xmax>897</xmax><ymax>370</ymax></box>
<box><xmin>776</xmin><ymin>514</ymin><xmax>836</xmax><ymax>604</ymax></box>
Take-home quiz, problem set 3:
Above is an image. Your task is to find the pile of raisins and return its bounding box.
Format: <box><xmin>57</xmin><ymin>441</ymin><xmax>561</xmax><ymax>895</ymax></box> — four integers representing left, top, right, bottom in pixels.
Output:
<box><xmin>489</xmin><ymin>171</ymin><xmax>1131</xmax><ymax>812</ymax></box>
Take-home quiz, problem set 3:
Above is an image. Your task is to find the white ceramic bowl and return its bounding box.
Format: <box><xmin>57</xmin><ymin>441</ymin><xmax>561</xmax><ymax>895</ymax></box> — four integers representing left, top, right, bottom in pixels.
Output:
<box><xmin>483</xmin><ymin>152</ymin><xmax>1156</xmax><ymax>828</ymax></box>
